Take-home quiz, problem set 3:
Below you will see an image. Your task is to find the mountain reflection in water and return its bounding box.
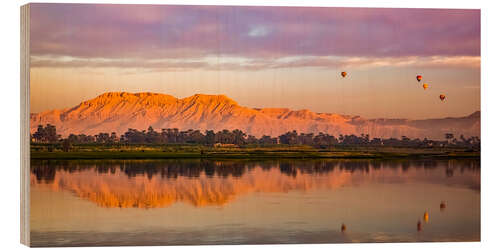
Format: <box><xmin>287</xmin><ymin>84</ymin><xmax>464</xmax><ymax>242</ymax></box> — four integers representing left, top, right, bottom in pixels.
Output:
<box><xmin>31</xmin><ymin>159</ymin><xmax>480</xmax><ymax>209</ymax></box>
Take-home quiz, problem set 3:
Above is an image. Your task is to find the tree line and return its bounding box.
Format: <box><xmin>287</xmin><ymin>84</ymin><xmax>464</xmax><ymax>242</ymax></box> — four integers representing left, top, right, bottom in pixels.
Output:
<box><xmin>31</xmin><ymin>124</ymin><xmax>480</xmax><ymax>149</ymax></box>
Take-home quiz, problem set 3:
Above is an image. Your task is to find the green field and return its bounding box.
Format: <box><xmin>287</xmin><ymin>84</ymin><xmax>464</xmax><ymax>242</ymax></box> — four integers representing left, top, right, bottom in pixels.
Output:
<box><xmin>30</xmin><ymin>143</ymin><xmax>479</xmax><ymax>160</ymax></box>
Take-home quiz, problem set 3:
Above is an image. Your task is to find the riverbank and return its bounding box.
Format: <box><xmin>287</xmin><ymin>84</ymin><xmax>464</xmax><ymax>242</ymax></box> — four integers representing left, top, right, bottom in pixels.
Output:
<box><xmin>30</xmin><ymin>145</ymin><xmax>479</xmax><ymax>160</ymax></box>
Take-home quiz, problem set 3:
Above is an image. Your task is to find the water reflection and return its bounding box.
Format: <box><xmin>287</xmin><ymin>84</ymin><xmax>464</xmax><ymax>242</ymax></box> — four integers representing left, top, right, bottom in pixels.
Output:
<box><xmin>30</xmin><ymin>158</ymin><xmax>480</xmax><ymax>246</ymax></box>
<box><xmin>31</xmin><ymin>159</ymin><xmax>480</xmax><ymax>209</ymax></box>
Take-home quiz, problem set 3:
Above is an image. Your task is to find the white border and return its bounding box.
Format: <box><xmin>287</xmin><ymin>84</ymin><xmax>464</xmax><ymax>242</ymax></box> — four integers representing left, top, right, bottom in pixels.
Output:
<box><xmin>2</xmin><ymin>0</ymin><xmax>499</xmax><ymax>249</ymax></box>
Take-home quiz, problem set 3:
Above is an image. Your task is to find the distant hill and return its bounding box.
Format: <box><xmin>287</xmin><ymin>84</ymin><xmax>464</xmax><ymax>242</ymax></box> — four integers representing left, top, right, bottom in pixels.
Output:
<box><xmin>30</xmin><ymin>92</ymin><xmax>480</xmax><ymax>139</ymax></box>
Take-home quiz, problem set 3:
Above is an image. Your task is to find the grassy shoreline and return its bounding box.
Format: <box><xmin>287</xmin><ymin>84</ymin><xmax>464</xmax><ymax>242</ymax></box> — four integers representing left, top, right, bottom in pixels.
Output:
<box><xmin>30</xmin><ymin>145</ymin><xmax>480</xmax><ymax>160</ymax></box>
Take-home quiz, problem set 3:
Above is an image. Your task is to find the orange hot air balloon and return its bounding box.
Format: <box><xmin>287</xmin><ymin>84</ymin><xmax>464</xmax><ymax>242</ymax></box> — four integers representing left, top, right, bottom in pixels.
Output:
<box><xmin>422</xmin><ymin>83</ymin><xmax>428</xmax><ymax>90</ymax></box>
<box><xmin>416</xmin><ymin>75</ymin><xmax>422</xmax><ymax>82</ymax></box>
<box><xmin>341</xmin><ymin>72</ymin><xmax>347</xmax><ymax>78</ymax></box>
<box><xmin>439</xmin><ymin>94</ymin><xmax>446</xmax><ymax>101</ymax></box>
<box><xmin>423</xmin><ymin>211</ymin><xmax>429</xmax><ymax>222</ymax></box>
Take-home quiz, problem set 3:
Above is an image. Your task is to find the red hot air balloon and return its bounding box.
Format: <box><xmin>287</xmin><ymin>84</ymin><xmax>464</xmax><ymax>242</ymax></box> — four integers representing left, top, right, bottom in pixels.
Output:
<box><xmin>440</xmin><ymin>201</ymin><xmax>446</xmax><ymax>211</ymax></box>
<box><xmin>341</xmin><ymin>72</ymin><xmax>347</xmax><ymax>78</ymax></box>
<box><xmin>440</xmin><ymin>94</ymin><xmax>446</xmax><ymax>101</ymax></box>
<box><xmin>416</xmin><ymin>75</ymin><xmax>422</xmax><ymax>82</ymax></box>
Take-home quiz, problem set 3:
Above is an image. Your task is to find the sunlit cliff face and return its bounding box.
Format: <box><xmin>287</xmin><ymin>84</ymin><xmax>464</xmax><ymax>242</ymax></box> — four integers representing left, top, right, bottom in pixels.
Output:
<box><xmin>30</xmin><ymin>167</ymin><xmax>353</xmax><ymax>208</ymax></box>
<box><xmin>30</xmin><ymin>92</ymin><xmax>481</xmax><ymax>139</ymax></box>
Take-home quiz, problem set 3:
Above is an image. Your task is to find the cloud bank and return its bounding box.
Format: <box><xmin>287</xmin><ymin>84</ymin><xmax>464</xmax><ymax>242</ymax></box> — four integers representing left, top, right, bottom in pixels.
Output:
<box><xmin>30</xmin><ymin>4</ymin><xmax>480</xmax><ymax>71</ymax></box>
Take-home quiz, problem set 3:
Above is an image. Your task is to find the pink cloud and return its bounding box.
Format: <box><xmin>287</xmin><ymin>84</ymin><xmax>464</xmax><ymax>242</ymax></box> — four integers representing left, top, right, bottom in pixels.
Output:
<box><xmin>29</xmin><ymin>4</ymin><xmax>480</xmax><ymax>67</ymax></box>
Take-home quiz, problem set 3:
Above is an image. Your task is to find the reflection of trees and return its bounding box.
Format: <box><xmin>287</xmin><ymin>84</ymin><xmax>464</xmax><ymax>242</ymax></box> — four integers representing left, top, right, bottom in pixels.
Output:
<box><xmin>31</xmin><ymin>163</ymin><xmax>56</xmax><ymax>183</ymax></box>
<box><xmin>30</xmin><ymin>159</ymin><xmax>481</xmax><ymax>208</ymax></box>
<box><xmin>443</xmin><ymin>159</ymin><xmax>481</xmax><ymax>178</ymax></box>
<box><xmin>31</xmin><ymin>159</ymin><xmax>480</xmax><ymax>184</ymax></box>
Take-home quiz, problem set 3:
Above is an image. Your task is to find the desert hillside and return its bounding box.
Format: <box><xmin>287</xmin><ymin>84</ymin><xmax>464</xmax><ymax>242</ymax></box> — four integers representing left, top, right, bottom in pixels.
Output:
<box><xmin>30</xmin><ymin>92</ymin><xmax>480</xmax><ymax>140</ymax></box>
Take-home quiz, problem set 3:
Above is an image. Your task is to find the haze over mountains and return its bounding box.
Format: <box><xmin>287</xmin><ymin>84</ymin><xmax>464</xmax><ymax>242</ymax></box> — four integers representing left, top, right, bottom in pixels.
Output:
<box><xmin>30</xmin><ymin>92</ymin><xmax>480</xmax><ymax>140</ymax></box>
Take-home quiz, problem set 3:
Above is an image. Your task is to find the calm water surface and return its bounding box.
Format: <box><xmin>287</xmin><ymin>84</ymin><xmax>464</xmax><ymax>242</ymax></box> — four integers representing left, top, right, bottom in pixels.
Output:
<box><xmin>30</xmin><ymin>159</ymin><xmax>480</xmax><ymax>246</ymax></box>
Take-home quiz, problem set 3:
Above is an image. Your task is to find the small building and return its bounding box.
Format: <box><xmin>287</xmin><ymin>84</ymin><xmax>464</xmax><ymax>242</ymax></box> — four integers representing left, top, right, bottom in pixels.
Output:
<box><xmin>213</xmin><ymin>143</ymin><xmax>238</xmax><ymax>148</ymax></box>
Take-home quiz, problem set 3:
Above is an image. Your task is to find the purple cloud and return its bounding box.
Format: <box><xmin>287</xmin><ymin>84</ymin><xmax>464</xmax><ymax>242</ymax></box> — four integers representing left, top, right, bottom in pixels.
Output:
<box><xmin>29</xmin><ymin>3</ymin><xmax>480</xmax><ymax>64</ymax></box>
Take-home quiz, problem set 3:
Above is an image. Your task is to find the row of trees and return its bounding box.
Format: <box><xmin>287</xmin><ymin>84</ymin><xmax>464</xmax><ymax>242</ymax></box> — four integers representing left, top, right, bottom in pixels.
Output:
<box><xmin>31</xmin><ymin>124</ymin><xmax>481</xmax><ymax>149</ymax></box>
<box><xmin>32</xmin><ymin>124</ymin><xmax>59</xmax><ymax>143</ymax></box>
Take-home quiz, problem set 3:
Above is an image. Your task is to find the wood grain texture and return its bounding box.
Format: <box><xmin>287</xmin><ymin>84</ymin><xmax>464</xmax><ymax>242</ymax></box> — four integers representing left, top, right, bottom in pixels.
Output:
<box><xmin>20</xmin><ymin>3</ymin><xmax>30</xmax><ymax>246</ymax></box>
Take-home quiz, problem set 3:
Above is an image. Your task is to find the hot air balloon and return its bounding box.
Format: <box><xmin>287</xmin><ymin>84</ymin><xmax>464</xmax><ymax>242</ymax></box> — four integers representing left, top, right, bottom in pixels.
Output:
<box><xmin>417</xmin><ymin>221</ymin><xmax>422</xmax><ymax>231</ymax></box>
<box><xmin>341</xmin><ymin>72</ymin><xmax>347</xmax><ymax>78</ymax></box>
<box><xmin>341</xmin><ymin>223</ymin><xmax>346</xmax><ymax>232</ymax></box>
<box><xmin>416</xmin><ymin>75</ymin><xmax>422</xmax><ymax>82</ymax></box>
<box><xmin>440</xmin><ymin>201</ymin><xmax>446</xmax><ymax>211</ymax></box>
<box><xmin>440</xmin><ymin>94</ymin><xmax>446</xmax><ymax>101</ymax></box>
<box><xmin>423</xmin><ymin>211</ymin><xmax>429</xmax><ymax>222</ymax></box>
<box><xmin>422</xmin><ymin>83</ymin><xmax>428</xmax><ymax>90</ymax></box>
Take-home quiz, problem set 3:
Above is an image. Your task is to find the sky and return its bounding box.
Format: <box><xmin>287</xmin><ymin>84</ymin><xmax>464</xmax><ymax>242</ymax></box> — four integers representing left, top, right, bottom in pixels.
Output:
<box><xmin>29</xmin><ymin>3</ymin><xmax>480</xmax><ymax>119</ymax></box>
